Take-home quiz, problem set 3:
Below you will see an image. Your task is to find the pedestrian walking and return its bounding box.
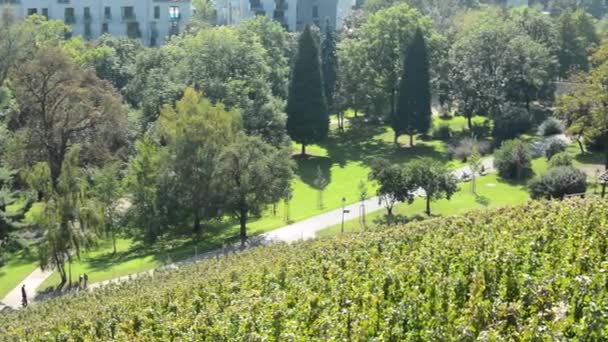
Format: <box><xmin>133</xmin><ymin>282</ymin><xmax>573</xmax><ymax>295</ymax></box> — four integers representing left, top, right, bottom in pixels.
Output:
<box><xmin>21</xmin><ymin>285</ymin><xmax>27</xmax><ymax>307</ymax></box>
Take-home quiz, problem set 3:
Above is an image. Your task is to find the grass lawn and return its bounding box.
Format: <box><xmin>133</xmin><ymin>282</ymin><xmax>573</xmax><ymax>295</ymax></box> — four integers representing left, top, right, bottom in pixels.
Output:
<box><xmin>0</xmin><ymin>249</ymin><xmax>38</xmax><ymax>299</ymax></box>
<box><xmin>318</xmin><ymin>157</ymin><xmax>549</xmax><ymax>237</ymax></box>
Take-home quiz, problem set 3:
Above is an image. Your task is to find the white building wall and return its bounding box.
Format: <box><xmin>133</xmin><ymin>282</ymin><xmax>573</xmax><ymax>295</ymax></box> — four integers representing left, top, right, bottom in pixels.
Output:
<box><xmin>0</xmin><ymin>0</ymin><xmax>192</xmax><ymax>46</ymax></box>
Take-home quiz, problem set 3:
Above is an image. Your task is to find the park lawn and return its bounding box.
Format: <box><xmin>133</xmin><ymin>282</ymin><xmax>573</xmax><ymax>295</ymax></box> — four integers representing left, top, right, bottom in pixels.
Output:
<box><xmin>319</xmin><ymin>157</ymin><xmax>549</xmax><ymax>237</ymax></box>
<box><xmin>432</xmin><ymin>115</ymin><xmax>488</xmax><ymax>132</ymax></box>
<box><xmin>0</xmin><ymin>249</ymin><xmax>39</xmax><ymax>299</ymax></box>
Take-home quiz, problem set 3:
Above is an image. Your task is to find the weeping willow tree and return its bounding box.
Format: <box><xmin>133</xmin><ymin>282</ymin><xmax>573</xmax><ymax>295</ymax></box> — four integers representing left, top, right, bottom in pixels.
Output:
<box><xmin>33</xmin><ymin>146</ymin><xmax>103</xmax><ymax>288</ymax></box>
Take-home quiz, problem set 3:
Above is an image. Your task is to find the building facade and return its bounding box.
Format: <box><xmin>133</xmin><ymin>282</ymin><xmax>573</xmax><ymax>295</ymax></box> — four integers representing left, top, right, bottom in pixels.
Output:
<box><xmin>0</xmin><ymin>0</ymin><xmax>192</xmax><ymax>46</ymax></box>
<box><xmin>212</xmin><ymin>0</ymin><xmax>355</xmax><ymax>31</ymax></box>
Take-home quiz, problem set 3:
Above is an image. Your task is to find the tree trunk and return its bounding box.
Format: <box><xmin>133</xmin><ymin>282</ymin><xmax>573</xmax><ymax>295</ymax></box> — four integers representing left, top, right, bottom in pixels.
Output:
<box><xmin>602</xmin><ymin>184</ymin><xmax>606</xmax><ymax>199</ymax></box>
<box><xmin>394</xmin><ymin>132</ymin><xmax>399</xmax><ymax>145</ymax></box>
<box><xmin>193</xmin><ymin>210</ymin><xmax>202</xmax><ymax>235</ymax></box>
<box><xmin>409</xmin><ymin>134</ymin><xmax>414</xmax><ymax>147</ymax></box>
<box><xmin>354</xmin><ymin>109</ymin><xmax>358</xmax><ymax>118</ymax></box>
<box><xmin>68</xmin><ymin>258</ymin><xmax>73</xmax><ymax>289</ymax></box>
<box><xmin>112</xmin><ymin>229</ymin><xmax>117</xmax><ymax>255</ymax></box>
<box><xmin>426</xmin><ymin>196</ymin><xmax>431</xmax><ymax>216</ymax></box>
<box><xmin>577</xmin><ymin>137</ymin><xmax>585</xmax><ymax>154</ymax></box>
<box><xmin>467</xmin><ymin>114</ymin><xmax>473</xmax><ymax>131</ymax></box>
<box><xmin>301</xmin><ymin>144</ymin><xmax>306</xmax><ymax>156</ymax></box>
<box><xmin>605</xmin><ymin>138</ymin><xmax>608</xmax><ymax>170</ymax></box>
<box><xmin>239</xmin><ymin>210</ymin><xmax>248</xmax><ymax>246</ymax></box>
<box><xmin>391</xmin><ymin>89</ymin><xmax>396</xmax><ymax>118</ymax></box>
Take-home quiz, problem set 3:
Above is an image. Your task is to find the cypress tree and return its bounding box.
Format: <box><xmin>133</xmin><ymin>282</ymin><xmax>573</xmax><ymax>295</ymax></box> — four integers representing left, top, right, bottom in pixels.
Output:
<box><xmin>322</xmin><ymin>19</ymin><xmax>338</xmax><ymax>113</ymax></box>
<box><xmin>392</xmin><ymin>28</ymin><xmax>432</xmax><ymax>147</ymax></box>
<box><xmin>287</xmin><ymin>25</ymin><xmax>329</xmax><ymax>155</ymax></box>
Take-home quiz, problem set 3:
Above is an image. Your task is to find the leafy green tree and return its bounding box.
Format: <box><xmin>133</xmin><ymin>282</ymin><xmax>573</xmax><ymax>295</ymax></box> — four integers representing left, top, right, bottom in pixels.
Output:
<box><xmin>36</xmin><ymin>147</ymin><xmax>103</xmax><ymax>286</ymax></box>
<box><xmin>9</xmin><ymin>47</ymin><xmax>127</xmax><ymax>188</ymax></box>
<box><xmin>286</xmin><ymin>25</ymin><xmax>329</xmax><ymax>155</ymax></box>
<box><xmin>321</xmin><ymin>20</ymin><xmax>338</xmax><ymax>113</ymax></box>
<box><xmin>349</xmin><ymin>4</ymin><xmax>441</xmax><ymax>119</ymax></box>
<box><xmin>214</xmin><ymin>134</ymin><xmax>294</xmax><ymax>245</ymax></box>
<box><xmin>469</xmin><ymin>147</ymin><xmax>482</xmax><ymax>194</ymax></box>
<box><xmin>369</xmin><ymin>158</ymin><xmax>417</xmax><ymax>216</ymax></box>
<box><xmin>125</xmin><ymin>137</ymin><xmax>164</xmax><ymax>242</ymax></box>
<box><xmin>494</xmin><ymin>139</ymin><xmax>533</xmax><ymax>180</ymax></box>
<box><xmin>157</xmin><ymin>88</ymin><xmax>240</xmax><ymax>235</ymax></box>
<box><xmin>0</xmin><ymin>167</ymin><xmax>19</xmax><ymax>240</ymax></box>
<box><xmin>176</xmin><ymin>27</ymin><xmax>286</xmax><ymax>145</ymax></box>
<box><xmin>393</xmin><ymin>28</ymin><xmax>431</xmax><ymax>146</ymax></box>
<box><xmin>406</xmin><ymin>158</ymin><xmax>458</xmax><ymax>216</ymax></box>
<box><xmin>239</xmin><ymin>16</ymin><xmax>292</xmax><ymax>99</ymax></box>
<box><xmin>556</xmin><ymin>9</ymin><xmax>599</xmax><ymax>78</ymax></box>
<box><xmin>92</xmin><ymin>163</ymin><xmax>123</xmax><ymax>255</ymax></box>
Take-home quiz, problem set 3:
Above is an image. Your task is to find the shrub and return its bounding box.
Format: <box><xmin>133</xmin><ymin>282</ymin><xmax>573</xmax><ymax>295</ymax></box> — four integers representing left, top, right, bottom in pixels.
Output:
<box><xmin>493</xmin><ymin>139</ymin><xmax>533</xmax><ymax>180</ymax></box>
<box><xmin>545</xmin><ymin>138</ymin><xmax>567</xmax><ymax>160</ymax></box>
<box><xmin>432</xmin><ymin>124</ymin><xmax>453</xmax><ymax>141</ymax></box>
<box><xmin>448</xmin><ymin>138</ymin><xmax>491</xmax><ymax>162</ymax></box>
<box><xmin>548</xmin><ymin>152</ymin><xmax>573</xmax><ymax>168</ymax></box>
<box><xmin>537</xmin><ymin>117</ymin><xmax>565</xmax><ymax>137</ymax></box>
<box><xmin>470</xmin><ymin>119</ymin><xmax>492</xmax><ymax>138</ymax></box>
<box><xmin>584</xmin><ymin>128</ymin><xmax>606</xmax><ymax>152</ymax></box>
<box><xmin>529</xmin><ymin>166</ymin><xmax>587</xmax><ymax>199</ymax></box>
<box><xmin>492</xmin><ymin>104</ymin><xmax>532</xmax><ymax>142</ymax></box>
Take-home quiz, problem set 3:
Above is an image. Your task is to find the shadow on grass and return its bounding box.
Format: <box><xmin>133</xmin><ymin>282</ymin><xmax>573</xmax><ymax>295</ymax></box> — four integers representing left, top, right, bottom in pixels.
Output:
<box><xmin>320</xmin><ymin>119</ymin><xmax>449</xmax><ymax>170</ymax></box>
<box><xmin>475</xmin><ymin>195</ymin><xmax>490</xmax><ymax>207</ymax></box>
<box><xmin>575</xmin><ymin>151</ymin><xmax>604</xmax><ymax>166</ymax></box>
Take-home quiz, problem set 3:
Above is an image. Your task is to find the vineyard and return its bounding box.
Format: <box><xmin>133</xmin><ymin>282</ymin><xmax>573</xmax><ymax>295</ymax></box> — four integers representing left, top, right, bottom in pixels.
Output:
<box><xmin>2</xmin><ymin>199</ymin><xmax>608</xmax><ymax>340</ymax></box>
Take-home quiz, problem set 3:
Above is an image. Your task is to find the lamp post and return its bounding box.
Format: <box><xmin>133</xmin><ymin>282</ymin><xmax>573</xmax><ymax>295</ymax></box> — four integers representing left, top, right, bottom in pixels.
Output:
<box><xmin>341</xmin><ymin>197</ymin><xmax>349</xmax><ymax>234</ymax></box>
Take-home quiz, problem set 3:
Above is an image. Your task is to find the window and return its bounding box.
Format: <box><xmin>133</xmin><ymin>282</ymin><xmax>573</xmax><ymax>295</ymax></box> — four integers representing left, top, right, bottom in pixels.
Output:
<box><xmin>154</xmin><ymin>6</ymin><xmax>160</xmax><ymax>19</ymax></box>
<box><xmin>27</xmin><ymin>8</ymin><xmax>37</xmax><ymax>16</ymax></box>
<box><xmin>312</xmin><ymin>5</ymin><xmax>318</xmax><ymax>18</ymax></box>
<box><xmin>41</xmin><ymin>8</ymin><xmax>48</xmax><ymax>18</ymax></box>
<box><xmin>101</xmin><ymin>23</ymin><xmax>108</xmax><ymax>33</ymax></box>
<box><xmin>122</xmin><ymin>6</ymin><xmax>135</xmax><ymax>20</ymax></box>
<box><xmin>169</xmin><ymin>6</ymin><xmax>180</xmax><ymax>20</ymax></box>
<box><xmin>104</xmin><ymin>6</ymin><xmax>111</xmax><ymax>20</ymax></box>
<box><xmin>64</xmin><ymin>7</ymin><xmax>75</xmax><ymax>24</ymax></box>
<box><xmin>126</xmin><ymin>22</ymin><xmax>141</xmax><ymax>38</ymax></box>
<box><xmin>84</xmin><ymin>23</ymin><xmax>92</xmax><ymax>39</ymax></box>
<box><xmin>84</xmin><ymin>7</ymin><xmax>91</xmax><ymax>21</ymax></box>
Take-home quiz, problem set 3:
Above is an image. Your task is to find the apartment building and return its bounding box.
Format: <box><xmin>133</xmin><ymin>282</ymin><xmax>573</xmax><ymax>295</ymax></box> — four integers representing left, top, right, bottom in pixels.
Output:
<box><xmin>213</xmin><ymin>0</ymin><xmax>356</xmax><ymax>31</ymax></box>
<box><xmin>0</xmin><ymin>0</ymin><xmax>192</xmax><ymax>46</ymax></box>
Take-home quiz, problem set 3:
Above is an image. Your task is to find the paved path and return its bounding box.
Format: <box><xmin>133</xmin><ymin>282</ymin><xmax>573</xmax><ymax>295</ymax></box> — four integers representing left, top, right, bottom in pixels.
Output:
<box><xmin>2</xmin><ymin>158</ymin><xmax>495</xmax><ymax>309</ymax></box>
<box><xmin>1</xmin><ymin>268</ymin><xmax>54</xmax><ymax>309</ymax></box>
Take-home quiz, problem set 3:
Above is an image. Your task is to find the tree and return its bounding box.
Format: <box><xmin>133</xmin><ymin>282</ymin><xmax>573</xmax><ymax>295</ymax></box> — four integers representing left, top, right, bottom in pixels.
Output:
<box><xmin>493</xmin><ymin>139</ymin><xmax>533</xmax><ymax>180</ymax></box>
<box><xmin>369</xmin><ymin>158</ymin><xmax>417</xmax><ymax>216</ymax></box>
<box><xmin>36</xmin><ymin>147</ymin><xmax>103</xmax><ymax>287</ymax></box>
<box><xmin>322</xmin><ymin>20</ymin><xmax>338</xmax><ymax>113</ymax></box>
<box><xmin>92</xmin><ymin>163</ymin><xmax>122</xmax><ymax>255</ymax></box>
<box><xmin>406</xmin><ymin>158</ymin><xmax>458</xmax><ymax>216</ymax></box>
<box><xmin>214</xmin><ymin>134</ymin><xmax>294</xmax><ymax>245</ymax></box>
<box><xmin>529</xmin><ymin>166</ymin><xmax>587</xmax><ymax>200</ymax></box>
<box><xmin>125</xmin><ymin>137</ymin><xmax>164</xmax><ymax>242</ymax></box>
<box><xmin>358</xmin><ymin>180</ymin><xmax>369</xmax><ymax>227</ymax></box>
<box><xmin>0</xmin><ymin>167</ymin><xmax>19</xmax><ymax>240</ymax></box>
<box><xmin>176</xmin><ymin>27</ymin><xmax>286</xmax><ymax>146</ymax></box>
<box><xmin>393</xmin><ymin>28</ymin><xmax>432</xmax><ymax>146</ymax></box>
<box><xmin>9</xmin><ymin>47</ymin><xmax>127</xmax><ymax>189</ymax></box>
<box><xmin>349</xmin><ymin>4</ymin><xmax>441</xmax><ymax>120</ymax></box>
<box><xmin>157</xmin><ymin>88</ymin><xmax>240</xmax><ymax>234</ymax></box>
<box><xmin>239</xmin><ymin>16</ymin><xmax>292</xmax><ymax>99</ymax></box>
<box><xmin>556</xmin><ymin>9</ymin><xmax>598</xmax><ymax>78</ymax></box>
<box><xmin>286</xmin><ymin>25</ymin><xmax>329</xmax><ymax>155</ymax></box>
<box><xmin>469</xmin><ymin>147</ymin><xmax>482</xmax><ymax>194</ymax></box>
<box><xmin>313</xmin><ymin>166</ymin><xmax>329</xmax><ymax>209</ymax></box>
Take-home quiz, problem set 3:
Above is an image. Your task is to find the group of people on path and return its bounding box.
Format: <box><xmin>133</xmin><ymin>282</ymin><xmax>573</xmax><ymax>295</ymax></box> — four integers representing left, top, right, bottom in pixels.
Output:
<box><xmin>21</xmin><ymin>273</ymin><xmax>89</xmax><ymax>307</ymax></box>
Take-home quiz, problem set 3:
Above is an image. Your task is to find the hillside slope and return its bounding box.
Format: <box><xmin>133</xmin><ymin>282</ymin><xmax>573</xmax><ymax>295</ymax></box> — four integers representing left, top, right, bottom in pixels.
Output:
<box><xmin>2</xmin><ymin>199</ymin><xmax>608</xmax><ymax>340</ymax></box>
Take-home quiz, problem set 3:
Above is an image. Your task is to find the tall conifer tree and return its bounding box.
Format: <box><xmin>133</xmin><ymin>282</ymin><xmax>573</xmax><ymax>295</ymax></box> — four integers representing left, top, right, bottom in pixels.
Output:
<box><xmin>287</xmin><ymin>25</ymin><xmax>329</xmax><ymax>155</ymax></box>
<box><xmin>392</xmin><ymin>28</ymin><xmax>432</xmax><ymax>146</ymax></box>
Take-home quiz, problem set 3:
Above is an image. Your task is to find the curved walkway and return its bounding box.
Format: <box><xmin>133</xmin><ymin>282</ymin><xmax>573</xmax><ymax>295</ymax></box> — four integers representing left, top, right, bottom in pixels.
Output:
<box><xmin>1</xmin><ymin>158</ymin><xmax>494</xmax><ymax>309</ymax></box>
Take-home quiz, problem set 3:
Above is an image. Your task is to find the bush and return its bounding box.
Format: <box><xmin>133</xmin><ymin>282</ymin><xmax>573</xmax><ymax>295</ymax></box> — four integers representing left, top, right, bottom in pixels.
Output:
<box><xmin>545</xmin><ymin>138</ymin><xmax>567</xmax><ymax>160</ymax></box>
<box><xmin>492</xmin><ymin>104</ymin><xmax>532</xmax><ymax>142</ymax></box>
<box><xmin>537</xmin><ymin>117</ymin><xmax>565</xmax><ymax>137</ymax></box>
<box><xmin>529</xmin><ymin>166</ymin><xmax>587</xmax><ymax>199</ymax></box>
<box><xmin>448</xmin><ymin>138</ymin><xmax>491</xmax><ymax>162</ymax></box>
<box><xmin>493</xmin><ymin>139</ymin><xmax>533</xmax><ymax>180</ymax></box>
<box><xmin>432</xmin><ymin>124</ymin><xmax>453</xmax><ymax>141</ymax></box>
<box><xmin>584</xmin><ymin>128</ymin><xmax>606</xmax><ymax>152</ymax></box>
<box><xmin>470</xmin><ymin>119</ymin><xmax>492</xmax><ymax>138</ymax></box>
<box><xmin>548</xmin><ymin>152</ymin><xmax>573</xmax><ymax>168</ymax></box>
